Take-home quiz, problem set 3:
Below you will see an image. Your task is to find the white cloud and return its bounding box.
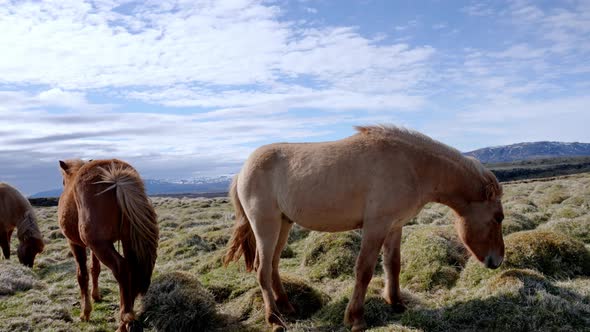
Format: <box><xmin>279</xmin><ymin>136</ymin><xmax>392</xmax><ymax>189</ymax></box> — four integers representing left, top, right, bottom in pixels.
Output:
<box><xmin>0</xmin><ymin>89</ymin><xmax>110</xmax><ymax>112</ymax></box>
<box><xmin>0</xmin><ymin>0</ymin><xmax>433</xmax><ymax>112</ymax></box>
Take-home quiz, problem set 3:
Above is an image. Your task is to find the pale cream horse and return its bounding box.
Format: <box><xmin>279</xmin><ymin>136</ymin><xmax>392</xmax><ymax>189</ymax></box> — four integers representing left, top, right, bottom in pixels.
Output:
<box><xmin>0</xmin><ymin>182</ymin><xmax>45</xmax><ymax>267</ymax></box>
<box><xmin>224</xmin><ymin>125</ymin><xmax>504</xmax><ymax>331</ymax></box>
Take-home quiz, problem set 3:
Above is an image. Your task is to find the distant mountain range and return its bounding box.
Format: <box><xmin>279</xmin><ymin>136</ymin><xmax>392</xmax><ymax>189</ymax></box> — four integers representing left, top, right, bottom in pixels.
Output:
<box><xmin>30</xmin><ymin>141</ymin><xmax>590</xmax><ymax>198</ymax></box>
<box><xmin>464</xmin><ymin>141</ymin><xmax>590</xmax><ymax>164</ymax></box>
<box><xmin>30</xmin><ymin>176</ymin><xmax>232</xmax><ymax>198</ymax></box>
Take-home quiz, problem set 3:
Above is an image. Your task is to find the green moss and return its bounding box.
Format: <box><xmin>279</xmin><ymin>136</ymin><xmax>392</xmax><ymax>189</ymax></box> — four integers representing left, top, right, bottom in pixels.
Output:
<box><xmin>400</xmin><ymin>225</ymin><xmax>467</xmax><ymax>292</ymax></box>
<box><xmin>140</xmin><ymin>272</ymin><xmax>220</xmax><ymax>332</ymax></box>
<box><xmin>302</xmin><ymin>231</ymin><xmax>361</xmax><ymax>280</ymax></box>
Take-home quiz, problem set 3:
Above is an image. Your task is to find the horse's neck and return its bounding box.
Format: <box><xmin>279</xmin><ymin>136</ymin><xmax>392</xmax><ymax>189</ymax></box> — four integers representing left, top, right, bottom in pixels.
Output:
<box><xmin>421</xmin><ymin>155</ymin><xmax>481</xmax><ymax>212</ymax></box>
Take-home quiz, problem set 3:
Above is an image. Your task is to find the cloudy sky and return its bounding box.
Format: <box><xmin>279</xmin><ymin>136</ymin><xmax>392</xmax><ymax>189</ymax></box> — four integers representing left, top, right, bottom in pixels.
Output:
<box><xmin>1</xmin><ymin>0</ymin><xmax>589</xmax><ymax>194</ymax></box>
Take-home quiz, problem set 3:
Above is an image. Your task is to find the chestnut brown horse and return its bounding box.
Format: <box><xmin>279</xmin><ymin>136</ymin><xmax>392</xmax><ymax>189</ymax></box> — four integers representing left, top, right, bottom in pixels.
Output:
<box><xmin>58</xmin><ymin>159</ymin><xmax>159</xmax><ymax>332</ymax></box>
<box><xmin>0</xmin><ymin>182</ymin><xmax>44</xmax><ymax>267</ymax></box>
<box><xmin>224</xmin><ymin>125</ymin><xmax>504</xmax><ymax>331</ymax></box>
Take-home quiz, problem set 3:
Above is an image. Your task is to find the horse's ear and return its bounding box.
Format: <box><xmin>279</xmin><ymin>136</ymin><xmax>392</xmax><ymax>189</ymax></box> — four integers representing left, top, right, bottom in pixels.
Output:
<box><xmin>59</xmin><ymin>160</ymin><xmax>69</xmax><ymax>173</ymax></box>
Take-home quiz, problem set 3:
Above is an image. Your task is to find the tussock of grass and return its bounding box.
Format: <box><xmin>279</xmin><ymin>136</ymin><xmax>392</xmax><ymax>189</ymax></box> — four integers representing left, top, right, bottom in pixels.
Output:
<box><xmin>231</xmin><ymin>275</ymin><xmax>327</xmax><ymax>322</ymax></box>
<box><xmin>503</xmin><ymin>230</ymin><xmax>590</xmax><ymax>278</ymax></box>
<box><xmin>410</xmin><ymin>203</ymin><xmax>453</xmax><ymax>225</ymax></box>
<box><xmin>302</xmin><ymin>231</ymin><xmax>361</xmax><ymax>280</ymax></box>
<box><xmin>199</xmin><ymin>262</ymin><xmax>258</xmax><ymax>302</ymax></box>
<box><xmin>314</xmin><ymin>279</ymin><xmax>419</xmax><ymax>329</ymax></box>
<box><xmin>460</xmin><ymin>230</ymin><xmax>590</xmax><ymax>287</ymax></box>
<box><xmin>402</xmin><ymin>269</ymin><xmax>590</xmax><ymax>332</ymax></box>
<box><xmin>0</xmin><ymin>260</ymin><xmax>42</xmax><ymax>295</ymax></box>
<box><xmin>400</xmin><ymin>225</ymin><xmax>468</xmax><ymax>292</ymax></box>
<box><xmin>288</xmin><ymin>224</ymin><xmax>311</xmax><ymax>243</ymax></box>
<box><xmin>539</xmin><ymin>217</ymin><xmax>590</xmax><ymax>244</ymax></box>
<box><xmin>141</xmin><ymin>271</ymin><xmax>220</xmax><ymax>332</ymax></box>
<box><xmin>281</xmin><ymin>245</ymin><xmax>295</xmax><ymax>258</ymax></box>
<box><xmin>502</xmin><ymin>211</ymin><xmax>539</xmax><ymax>234</ymax></box>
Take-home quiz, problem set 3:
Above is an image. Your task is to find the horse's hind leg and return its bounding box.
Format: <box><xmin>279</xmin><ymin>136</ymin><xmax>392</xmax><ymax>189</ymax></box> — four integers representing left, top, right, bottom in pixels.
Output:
<box><xmin>272</xmin><ymin>217</ymin><xmax>294</xmax><ymax>315</ymax></box>
<box><xmin>249</xmin><ymin>207</ymin><xmax>286</xmax><ymax>331</ymax></box>
<box><xmin>382</xmin><ymin>227</ymin><xmax>405</xmax><ymax>312</ymax></box>
<box><xmin>345</xmin><ymin>218</ymin><xmax>389</xmax><ymax>332</ymax></box>
<box><xmin>91</xmin><ymin>252</ymin><xmax>102</xmax><ymax>302</ymax></box>
<box><xmin>70</xmin><ymin>242</ymin><xmax>92</xmax><ymax>321</ymax></box>
<box><xmin>90</xmin><ymin>242</ymin><xmax>135</xmax><ymax>332</ymax></box>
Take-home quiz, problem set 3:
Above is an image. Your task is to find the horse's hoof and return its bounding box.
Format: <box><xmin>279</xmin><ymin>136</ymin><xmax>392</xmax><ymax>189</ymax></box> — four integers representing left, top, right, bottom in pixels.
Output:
<box><xmin>351</xmin><ymin>321</ymin><xmax>367</xmax><ymax>332</ymax></box>
<box><xmin>391</xmin><ymin>301</ymin><xmax>407</xmax><ymax>313</ymax></box>
<box><xmin>127</xmin><ymin>320</ymin><xmax>143</xmax><ymax>332</ymax></box>
<box><xmin>279</xmin><ymin>302</ymin><xmax>296</xmax><ymax>316</ymax></box>
<box><xmin>272</xmin><ymin>325</ymin><xmax>286</xmax><ymax>332</ymax></box>
<box><xmin>92</xmin><ymin>292</ymin><xmax>102</xmax><ymax>302</ymax></box>
<box><xmin>79</xmin><ymin>313</ymin><xmax>90</xmax><ymax>322</ymax></box>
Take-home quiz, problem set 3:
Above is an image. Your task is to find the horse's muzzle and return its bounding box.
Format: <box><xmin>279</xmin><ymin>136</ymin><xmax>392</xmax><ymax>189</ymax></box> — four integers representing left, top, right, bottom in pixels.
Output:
<box><xmin>484</xmin><ymin>255</ymin><xmax>503</xmax><ymax>269</ymax></box>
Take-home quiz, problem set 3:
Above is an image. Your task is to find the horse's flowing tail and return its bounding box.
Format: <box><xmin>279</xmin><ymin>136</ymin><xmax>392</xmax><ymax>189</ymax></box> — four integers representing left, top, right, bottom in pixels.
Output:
<box><xmin>223</xmin><ymin>174</ymin><xmax>257</xmax><ymax>272</ymax></box>
<box><xmin>96</xmin><ymin>163</ymin><xmax>159</xmax><ymax>295</ymax></box>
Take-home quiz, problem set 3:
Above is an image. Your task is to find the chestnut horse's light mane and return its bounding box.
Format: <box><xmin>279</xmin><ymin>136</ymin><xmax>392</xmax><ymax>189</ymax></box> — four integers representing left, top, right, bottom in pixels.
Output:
<box><xmin>355</xmin><ymin>125</ymin><xmax>502</xmax><ymax>198</ymax></box>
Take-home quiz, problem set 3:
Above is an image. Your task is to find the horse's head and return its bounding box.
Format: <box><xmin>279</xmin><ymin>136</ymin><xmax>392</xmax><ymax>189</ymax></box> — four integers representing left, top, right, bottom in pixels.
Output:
<box><xmin>454</xmin><ymin>168</ymin><xmax>504</xmax><ymax>269</ymax></box>
<box><xmin>16</xmin><ymin>210</ymin><xmax>45</xmax><ymax>267</ymax></box>
<box><xmin>59</xmin><ymin>159</ymin><xmax>86</xmax><ymax>188</ymax></box>
<box><xmin>17</xmin><ymin>236</ymin><xmax>44</xmax><ymax>267</ymax></box>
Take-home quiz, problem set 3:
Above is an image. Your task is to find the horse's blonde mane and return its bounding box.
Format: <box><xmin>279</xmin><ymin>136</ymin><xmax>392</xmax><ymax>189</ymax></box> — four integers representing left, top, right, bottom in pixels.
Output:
<box><xmin>355</xmin><ymin>125</ymin><xmax>502</xmax><ymax>198</ymax></box>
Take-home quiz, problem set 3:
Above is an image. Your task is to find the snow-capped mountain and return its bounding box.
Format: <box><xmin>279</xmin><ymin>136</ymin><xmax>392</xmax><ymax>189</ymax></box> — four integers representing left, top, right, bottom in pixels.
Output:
<box><xmin>464</xmin><ymin>141</ymin><xmax>590</xmax><ymax>163</ymax></box>
<box><xmin>30</xmin><ymin>176</ymin><xmax>233</xmax><ymax>198</ymax></box>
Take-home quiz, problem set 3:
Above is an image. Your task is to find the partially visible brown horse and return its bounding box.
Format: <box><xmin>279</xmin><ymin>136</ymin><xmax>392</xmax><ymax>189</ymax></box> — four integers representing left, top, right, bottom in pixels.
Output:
<box><xmin>0</xmin><ymin>182</ymin><xmax>44</xmax><ymax>267</ymax></box>
<box><xmin>58</xmin><ymin>159</ymin><xmax>159</xmax><ymax>332</ymax></box>
<box><xmin>224</xmin><ymin>125</ymin><xmax>504</xmax><ymax>331</ymax></box>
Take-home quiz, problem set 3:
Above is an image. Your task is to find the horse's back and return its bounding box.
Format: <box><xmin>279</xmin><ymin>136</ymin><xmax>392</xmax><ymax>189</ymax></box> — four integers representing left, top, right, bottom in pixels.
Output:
<box><xmin>0</xmin><ymin>183</ymin><xmax>30</xmax><ymax>229</ymax></box>
<box><xmin>73</xmin><ymin>160</ymin><xmax>133</xmax><ymax>244</ymax></box>
<box><xmin>238</xmin><ymin>136</ymin><xmax>413</xmax><ymax>230</ymax></box>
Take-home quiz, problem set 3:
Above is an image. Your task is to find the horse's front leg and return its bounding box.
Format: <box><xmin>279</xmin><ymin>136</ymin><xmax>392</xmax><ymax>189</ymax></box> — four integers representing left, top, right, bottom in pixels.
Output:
<box><xmin>0</xmin><ymin>229</ymin><xmax>10</xmax><ymax>259</ymax></box>
<box><xmin>70</xmin><ymin>242</ymin><xmax>92</xmax><ymax>321</ymax></box>
<box><xmin>345</xmin><ymin>219</ymin><xmax>389</xmax><ymax>332</ymax></box>
<box><xmin>382</xmin><ymin>227</ymin><xmax>406</xmax><ymax>312</ymax></box>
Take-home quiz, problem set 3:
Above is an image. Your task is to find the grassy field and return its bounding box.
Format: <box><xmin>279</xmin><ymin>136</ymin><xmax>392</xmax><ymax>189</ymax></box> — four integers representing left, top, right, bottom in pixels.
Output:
<box><xmin>2</xmin><ymin>173</ymin><xmax>590</xmax><ymax>331</ymax></box>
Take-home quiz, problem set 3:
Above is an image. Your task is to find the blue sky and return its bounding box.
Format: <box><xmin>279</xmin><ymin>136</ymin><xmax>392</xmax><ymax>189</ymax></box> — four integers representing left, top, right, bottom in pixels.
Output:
<box><xmin>1</xmin><ymin>0</ymin><xmax>589</xmax><ymax>194</ymax></box>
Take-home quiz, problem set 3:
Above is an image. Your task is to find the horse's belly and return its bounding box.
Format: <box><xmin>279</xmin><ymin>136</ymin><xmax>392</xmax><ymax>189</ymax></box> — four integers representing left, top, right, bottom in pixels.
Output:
<box><xmin>289</xmin><ymin>209</ymin><xmax>363</xmax><ymax>232</ymax></box>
